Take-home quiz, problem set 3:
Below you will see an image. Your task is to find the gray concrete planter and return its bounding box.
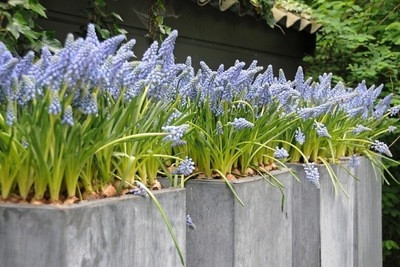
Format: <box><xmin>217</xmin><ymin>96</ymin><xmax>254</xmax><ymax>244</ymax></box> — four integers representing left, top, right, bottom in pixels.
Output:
<box><xmin>185</xmin><ymin>157</ymin><xmax>381</xmax><ymax>267</ymax></box>
<box><xmin>289</xmin><ymin>156</ymin><xmax>382</xmax><ymax>267</ymax></box>
<box><xmin>0</xmin><ymin>188</ymin><xmax>186</xmax><ymax>267</ymax></box>
<box><xmin>185</xmin><ymin>171</ymin><xmax>294</xmax><ymax>266</ymax></box>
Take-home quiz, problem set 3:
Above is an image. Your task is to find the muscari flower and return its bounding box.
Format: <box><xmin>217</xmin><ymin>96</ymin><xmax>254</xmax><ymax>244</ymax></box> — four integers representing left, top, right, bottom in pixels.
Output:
<box><xmin>162</xmin><ymin>124</ymin><xmax>189</xmax><ymax>145</ymax></box>
<box><xmin>388</xmin><ymin>126</ymin><xmax>397</xmax><ymax>133</ymax></box>
<box><xmin>295</xmin><ymin>128</ymin><xmax>306</xmax><ymax>145</ymax></box>
<box><xmin>21</xmin><ymin>137</ymin><xmax>29</xmax><ymax>149</ymax></box>
<box><xmin>6</xmin><ymin>101</ymin><xmax>16</xmax><ymax>126</ymax></box>
<box><xmin>85</xmin><ymin>24</ymin><xmax>100</xmax><ymax>46</ymax></box>
<box><xmin>349</xmin><ymin>155</ymin><xmax>360</xmax><ymax>168</ymax></box>
<box><xmin>228</xmin><ymin>118</ymin><xmax>254</xmax><ymax>131</ymax></box>
<box><xmin>389</xmin><ymin>106</ymin><xmax>400</xmax><ymax>116</ymax></box>
<box><xmin>167</xmin><ymin>109</ymin><xmax>182</xmax><ymax>125</ymax></box>
<box><xmin>128</xmin><ymin>182</ymin><xmax>148</xmax><ymax>197</ymax></box>
<box><xmin>314</xmin><ymin>122</ymin><xmax>331</xmax><ymax>138</ymax></box>
<box><xmin>303</xmin><ymin>163</ymin><xmax>320</xmax><ymax>189</ymax></box>
<box><xmin>186</xmin><ymin>215</ymin><xmax>196</xmax><ymax>230</ymax></box>
<box><xmin>173</xmin><ymin>156</ymin><xmax>195</xmax><ymax>176</ymax></box>
<box><xmin>353</xmin><ymin>124</ymin><xmax>370</xmax><ymax>135</ymax></box>
<box><xmin>216</xmin><ymin>121</ymin><xmax>223</xmax><ymax>135</ymax></box>
<box><xmin>274</xmin><ymin>147</ymin><xmax>289</xmax><ymax>159</ymax></box>
<box><xmin>79</xmin><ymin>93</ymin><xmax>98</xmax><ymax>115</ymax></box>
<box><xmin>48</xmin><ymin>90</ymin><xmax>62</xmax><ymax>115</ymax></box>
<box><xmin>62</xmin><ymin>105</ymin><xmax>74</xmax><ymax>126</ymax></box>
<box><xmin>373</xmin><ymin>94</ymin><xmax>392</xmax><ymax>119</ymax></box>
<box><xmin>371</xmin><ymin>140</ymin><xmax>392</xmax><ymax>157</ymax></box>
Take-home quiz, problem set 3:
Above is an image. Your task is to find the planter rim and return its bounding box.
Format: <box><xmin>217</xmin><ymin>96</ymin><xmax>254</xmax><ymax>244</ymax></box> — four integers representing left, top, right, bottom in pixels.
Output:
<box><xmin>186</xmin><ymin>169</ymin><xmax>289</xmax><ymax>185</ymax></box>
<box><xmin>0</xmin><ymin>188</ymin><xmax>185</xmax><ymax>210</ymax></box>
<box><xmin>286</xmin><ymin>156</ymin><xmax>366</xmax><ymax>167</ymax></box>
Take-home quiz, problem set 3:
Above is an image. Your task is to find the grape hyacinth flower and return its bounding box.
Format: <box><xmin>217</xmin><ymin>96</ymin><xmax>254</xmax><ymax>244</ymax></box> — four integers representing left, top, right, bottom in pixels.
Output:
<box><xmin>21</xmin><ymin>137</ymin><xmax>29</xmax><ymax>149</ymax></box>
<box><xmin>128</xmin><ymin>182</ymin><xmax>148</xmax><ymax>198</ymax></box>
<box><xmin>295</xmin><ymin>128</ymin><xmax>306</xmax><ymax>145</ymax></box>
<box><xmin>274</xmin><ymin>147</ymin><xmax>289</xmax><ymax>159</ymax></box>
<box><xmin>373</xmin><ymin>94</ymin><xmax>392</xmax><ymax>119</ymax></box>
<box><xmin>303</xmin><ymin>163</ymin><xmax>320</xmax><ymax>189</ymax></box>
<box><xmin>6</xmin><ymin>102</ymin><xmax>16</xmax><ymax>126</ymax></box>
<box><xmin>388</xmin><ymin>126</ymin><xmax>397</xmax><ymax>133</ymax></box>
<box><xmin>314</xmin><ymin>122</ymin><xmax>331</xmax><ymax>138</ymax></box>
<box><xmin>162</xmin><ymin>124</ymin><xmax>189</xmax><ymax>146</ymax></box>
<box><xmin>389</xmin><ymin>106</ymin><xmax>400</xmax><ymax>116</ymax></box>
<box><xmin>352</xmin><ymin>124</ymin><xmax>370</xmax><ymax>135</ymax></box>
<box><xmin>186</xmin><ymin>215</ymin><xmax>196</xmax><ymax>230</ymax></box>
<box><xmin>62</xmin><ymin>105</ymin><xmax>74</xmax><ymax>126</ymax></box>
<box><xmin>216</xmin><ymin>121</ymin><xmax>223</xmax><ymax>135</ymax></box>
<box><xmin>166</xmin><ymin>109</ymin><xmax>182</xmax><ymax>125</ymax></box>
<box><xmin>349</xmin><ymin>155</ymin><xmax>360</xmax><ymax>168</ymax></box>
<box><xmin>173</xmin><ymin>156</ymin><xmax>195</xmax><ymax>176</ymax></box>
<box><xmin>371</xmin><ymin>140</ymin><xmax>392</xmax><ymax>157</ymax></box>
<box><xmin>228</xmin><ymin>118</ymin><xmax>254</xmax><ymax>131</ymax></box>
<box><xmin>48</xmin><ymin>90</ymin><xmax>62</xmax><ymax>115</ymax></box>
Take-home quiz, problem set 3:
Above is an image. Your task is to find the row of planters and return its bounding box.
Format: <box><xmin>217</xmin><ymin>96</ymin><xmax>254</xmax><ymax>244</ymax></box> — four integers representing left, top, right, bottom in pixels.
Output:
<box><xmin>0</xmin><ymin>25</ymin><xmax>398</xmax><ymax>266</ymax></box>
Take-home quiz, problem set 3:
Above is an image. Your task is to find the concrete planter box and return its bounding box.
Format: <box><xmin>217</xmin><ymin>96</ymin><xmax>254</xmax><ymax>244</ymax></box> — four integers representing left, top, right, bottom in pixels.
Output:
<box><xmin>289</xmin><ymin>157</ymin><xmax>382</xmax><ymax>267</ymax></box>
<box><xmin>0</xmin><ymin>188</ymin><xmax>186</xmax><ymax>267</ymax></box>
<box><xmin>185</xmin><ymin>171</ymin><xmax>294</xmax><ymax>266</ymax></box>
<box><xmin>185</xmin><ymin>157</ymin><xmax>381</xmax><ymax>267</ymax></box>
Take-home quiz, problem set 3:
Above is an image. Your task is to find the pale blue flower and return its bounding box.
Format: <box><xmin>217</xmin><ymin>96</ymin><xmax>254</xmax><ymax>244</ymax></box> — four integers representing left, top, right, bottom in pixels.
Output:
<box><xmin>303</xmin><ymin>163</ymin><xmax>320</xmax><ymax>189</ymax></box>
<box><xmin>162</xmin><ymin>124</ymin><xmax>189</xmax><ymax>144</ymax></box>
<box><xmin>295</xmin><ymin>128</ymin><xmax>306</xmax><ymax>145</ymax></box>
<box><xmin>349</xmin><ymin>155</ymin><xmax>360</xmax><ymax>168</ymax></box>
<box><xmin>6</xmin><ymin>102</ymin><xmax>16</xmax><ymax>126</ymax></box>
<box><xmin>228</xmin><ymin>118</ymin><xmax>254</xmax><ymax>130</ymax></box>
<box><xmin>173</xmin><ymin>156</ymin><xmax>195</xmax><ymax>176</ymax></box>
<box><xmin>186</xmin><ymin>215</ymin><xmax>196</xmax><ymax>230</ymax></box>
<box><xmin>352</xmin><ymin>124</ymin><xmax>370</xmax><ymax>135</ymax></box>
<box><xmin>216</xmin><ymin>121</ymin><xmax>223</xmax><ymax>135</ymax></box>
<box><xmin>274</xmin><ymin>147</ymin><xmax>289</xmax><ymax>159</ymax></box>
<box><xmin>389</xmin><ymin>106</ymin><xmax>400</xmax><ymax>116</ymax></box>
<box><xmin>371</xmin><ymin>140</ymin><xmax>392</xmax><ymax>157</ymax></box>
<box><xmin>62</xmin><ymin>105</ymin><xmax>74</xmax><ymax>126</ymax></box>
<box><xmin>48</xmin><ymin>90</ymin><xmax>62</xmax><ymax>115</ymax></box>
<box><xmin>388</xmin><ymin>126</ymin><xmax>397</xmax><ymax>133</ymax></box>
<box><xmin>314</xmin><ymin>122</ymin><xmax>331</xmax><ymax>138</ymax></box>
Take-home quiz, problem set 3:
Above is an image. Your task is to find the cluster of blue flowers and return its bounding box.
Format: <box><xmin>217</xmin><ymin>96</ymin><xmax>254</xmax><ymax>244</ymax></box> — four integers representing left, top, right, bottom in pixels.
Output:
<box><xmin>173</xmin><ymin>157</ymin><xmax>196</xmax><ymax>176</ymax></box>
<box><xmin>303</xmin><ymin>163</ymin><xmax>321</xmax><ymax>189</ymax></box>
<box><xmin>0</xmin><ymin>25</ymin><xmax>187</xmax><ymax>125</ymax></box>
<box><xmin>274</xmin><ymin>147</ymin><xmax>289</xmax><ymax>159</ymax></box>
<box><xmin>1</xmin><ymin>24</ymin><xmax>397</xmax><ymax>188</ymax></box>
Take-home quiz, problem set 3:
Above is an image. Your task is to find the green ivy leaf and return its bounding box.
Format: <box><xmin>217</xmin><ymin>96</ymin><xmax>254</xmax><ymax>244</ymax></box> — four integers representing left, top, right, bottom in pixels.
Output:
<box><xmin>28</xmin><ymin>1</ymin><xmax>47</xmax><ymax>18</ymax></box>
<box><xmin>8</xmin><ymin>0</ymin><xmax>28</xmax><ymax>7</ymax></box>
<box><xmin>111</xmin><ymin>12</ymin><xmax>123</xmax><ymax>22</ymax></box>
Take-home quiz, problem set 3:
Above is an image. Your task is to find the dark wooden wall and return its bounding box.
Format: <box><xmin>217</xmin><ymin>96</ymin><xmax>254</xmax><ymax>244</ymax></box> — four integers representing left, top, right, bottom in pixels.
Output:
<box><xmin>38</xmin><ymin>0</ymin><xmax>315</xmax><ymax>77</ymax></box>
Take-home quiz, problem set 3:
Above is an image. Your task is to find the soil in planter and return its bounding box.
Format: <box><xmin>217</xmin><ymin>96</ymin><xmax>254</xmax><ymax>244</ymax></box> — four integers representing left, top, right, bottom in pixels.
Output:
<box><xmin>0</xmin><ymin>180</ymin><xmax>164</xmax><ymax>206</ymax></box>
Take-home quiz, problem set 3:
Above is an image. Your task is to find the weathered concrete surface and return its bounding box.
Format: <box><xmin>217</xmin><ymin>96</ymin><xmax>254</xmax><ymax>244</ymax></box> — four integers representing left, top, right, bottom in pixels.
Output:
<box><xmin>319</xmin><ymin>161</ymin><xmax>357</xmax><ymax>267</ymax></box>
<box><xmin>186</xmin><ymin>171</ymin><xmax>293</xmax><ymax>267</ymax></box>
<box><xmin>289</xmin><ymin>164</ymin><xmax>321</xmax><ymax>267</ymax></box>
<box><xmin>354</xmin><ymin>157</ymin><xmax>382</xmax><ymax>267</ymax></box>
<box><xmin>290</xmin><ymin>157</ymin><xmax>382</xmax><ymax>267</ymax></box>
<box><xmin>186</xmin><ymin>179</ymin><xmax>235</xmax><ymax>266</ymax></box>
<box><xmin>0</xmin><ymin>188</ymin><xmax>186</xmax><ymax>267</ymax></box>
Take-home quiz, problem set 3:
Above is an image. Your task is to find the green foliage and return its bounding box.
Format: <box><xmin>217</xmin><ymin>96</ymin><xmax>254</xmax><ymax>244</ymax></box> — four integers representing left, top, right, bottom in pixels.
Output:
<box><xmin>82</xmin><ymin>0</ymin><xmax>127</xmax><ymax>39</ymax></box>
<box><xmin>0</xmin><ymin>0</ymin><xmax>61</xmax><ymax>54</ymax></box>
<box><xmin>239</xmin><ymin>0</ymin><xmax>276</xmax><ymax>27</ymax></box>
<box><xmin>382</xmin><ymin>182</ymin><xmax>400</xmax><ymax>262</ymax></box>
<box><xmin>275</xmin><ymin>0</ymin><xmax>314</xmax><ymax>20</ymax></box>
<box><xmin>304</xmin><ymin>0</ymin><xmax>400</xmax><ymax>92</ymax></box>
<box><xmin>147</xmin><ymin>0</ymin><xmax>172</xmax><ymax>39</ymax></box>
